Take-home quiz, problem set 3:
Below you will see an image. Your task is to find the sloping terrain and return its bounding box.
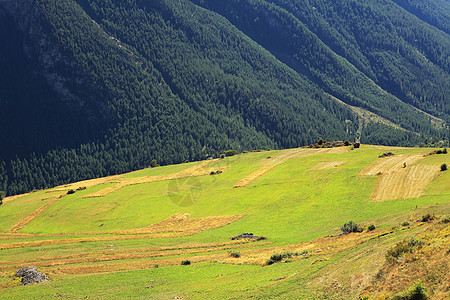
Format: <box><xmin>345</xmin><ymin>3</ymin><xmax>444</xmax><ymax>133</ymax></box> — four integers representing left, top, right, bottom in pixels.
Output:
<box><xmin>0</xmin><ymin>145</ymin><xmax>448</xmax><ymax>299</ymax></box>
<box><xmin>0</xmin><ymin>0</ymin><xmax>448</xmax><ymax>197</ymax></box>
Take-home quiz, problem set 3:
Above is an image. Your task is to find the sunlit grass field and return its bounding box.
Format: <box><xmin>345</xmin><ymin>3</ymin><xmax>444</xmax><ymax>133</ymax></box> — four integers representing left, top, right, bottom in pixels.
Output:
<box><xmin>0</xmin><ymin>145</ymin><xmax>448</xmax><ymax>299</ymax></box>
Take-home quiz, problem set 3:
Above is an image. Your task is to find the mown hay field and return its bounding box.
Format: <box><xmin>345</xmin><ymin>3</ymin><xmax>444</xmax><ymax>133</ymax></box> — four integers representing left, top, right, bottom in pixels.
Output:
<box><xmin>0</xmin><ymin>145</ymin><xmax>448</xmax><ymax>299</ymax></box>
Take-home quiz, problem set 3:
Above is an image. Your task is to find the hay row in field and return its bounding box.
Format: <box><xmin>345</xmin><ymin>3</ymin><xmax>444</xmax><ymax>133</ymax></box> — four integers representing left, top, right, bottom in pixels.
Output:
<box><xmin>234</xmin><ymin>148</ymin><xmax>313</xmax><ymax>187</ymax></box>
<box><xmin>0</xmin><ymin>240</ymin><xmax>269</xmax><ymax>266</ymax></box>
<box><xmin>0</xmin><ymin>214</ymin><xmax>244</xmax><ymax>250</ymax></box>
<box><xmin>359</xmin><ymin>155</ymin><xmax>424</xmax><ymax>176</ymax></box>
<box><xmin>48</xmin><ymin>253</ymin><xmax>230</xmax><ymax>275</ymax></box>
<box><xmin>111</xmin><ymin>214</ymin><xmax>244</xmax><ymax>235</ymax></box>
<box><xmin>8</xmin><ymin>196</ymin><xmax>63</xmax><ymax>233</ymax></box>
<box><xmin>83</xmin><ymin>160</ymin><xmax>225</xmax><ymax>198</ymax></box>
<box><xmin>234</xmin><ymin>147</ymin><xmax>345</xmax><ymax>188</ymax></box>
<box><xmin>0</xmin><ymin>241</ymin><xmax>272</xmax><ymax>271</ymax></box>
<box><xmin>359</xmin><ymin>154</ymin><xmax>441</xmax><ymax>201</ymax></box>
<box><xmin>38</xmin><ymin>225</ymin><xmax>381</xmax><ymax>276</ymax></box>
<box><xmin>371</xmin><ymin>165</ymin><xmax>441</xmax><ymax>201</ymax></box>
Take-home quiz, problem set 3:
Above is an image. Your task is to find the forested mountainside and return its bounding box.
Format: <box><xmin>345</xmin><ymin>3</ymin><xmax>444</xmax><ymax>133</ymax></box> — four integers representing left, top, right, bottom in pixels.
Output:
<box><xmin>0</xmin><ymin>0</ymin><xmax>448</xmax><ymax>195</ymax></box>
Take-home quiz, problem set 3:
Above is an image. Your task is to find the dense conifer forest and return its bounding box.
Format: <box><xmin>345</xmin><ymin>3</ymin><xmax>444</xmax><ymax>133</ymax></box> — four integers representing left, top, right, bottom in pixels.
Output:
<box><xmin>0</xmin><ymin>0</ymin><xmax>448</xmax><ymax>195</ymax></box>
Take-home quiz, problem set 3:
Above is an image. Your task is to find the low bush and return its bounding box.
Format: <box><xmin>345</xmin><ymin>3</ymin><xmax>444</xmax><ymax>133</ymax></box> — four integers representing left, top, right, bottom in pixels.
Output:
<box><xmin>341</xmin><ymin>221</ymin><xmax>362</xmax><ymax>234</ymax></box>
<box><xmin>266</xmin><ymin>252</ymin><xmax>300</xmax><ymax>265</ymax></box>
<box><xmin>441</xmin><ymin>163</ymin><xmax>447</xmax><ymax>171</ymax></box>
<box><xmin>436</xmin><ymin>148</ymin><xmax>447</xmax><ymax>154</ymax></box>
<box><xmin>386</xmin><ymin>238</ymin><xmax>423</xmax><ymax>263</ymax></box>
<box><xmin>367</xmin><ymin>224</ymin><xmax>376</xmax><ymax>231</ymax></box>
<box><xmin>224</xmin><ymin>150</ymin><xmax>237</xmax><ymax>157</ymax></box>
<box><xmin>181</xmin><ymin>260</ymin><xmax>191</xmax><ymax>266</ymax></box>
<box><xmin>67</xmin><ymin>189</ymin><xmax>76</xmax><ymax>195</ymax></box>
<box><xmin>421</xmin><ymin>214</ymin><xmax>434</xmax><ymax>222</ymax></box>
<box><xmin>401</xmin><ymin>221</ymin><xmax>410</xmax><ymax>227</ymax></box>
<box><xmin>229</xmin><ymin>251</ymin><xmax>241</xmax><ymax>258</ymax></box>
<box><xmin>392</xmin><ymin>282</ymin><xmax>427</xmax><ymax>300</ymax></box>
<box><xmin>441</xmin><ymin>215</ymin><xmax>450</xmax><ymax>223</ymax></box>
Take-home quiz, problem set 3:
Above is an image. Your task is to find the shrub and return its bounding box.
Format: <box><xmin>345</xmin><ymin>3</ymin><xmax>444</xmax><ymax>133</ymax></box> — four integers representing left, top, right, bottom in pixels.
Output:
<box><xmin>392</xmin><ymin>282</ymin><xmax>427</xmax><ymax>300</ymax></box>
<box><xmin>386</xmin><ymin>238</ymin><xmax>423</xmax><ymax>263</ymax></box>
<box><xmin>220</xmin><ymin>154</ymin><xmax>225</xmax><ymax>159</ymax></box>
<box><xmin>441</xmin><ymin>163</ymin><xmax>447</xmax><ymax>171</ymax></box>
<box><xmin>269</xmin><ymin>254</ymin><xmax>283</xmax><ymax>264</ymax></box>
<box><xmin>229</xmin><ymin>251</ymin><xmax>241</xmax><ymax>258</ymax></box>
<box><xmin>224</xmin><ymin>150</ymin><xmax>237</xmax><ymax>157</ymax></box>
<box><xmin>151</xmin><ymin>159</ymin><xmax>158</xmax><ymax>167</ymax></box>
<box><xmin>67</xmin><ymin>189</ymin><xmax>76</xmax><ymax>195</ymax></box>
<box><xmin>341</xmin><ymin>221</ymin><xmax>362</xmax><ymax>234</ymax></box>
<box><xmin>266</xmin><ymin>252</ymin><xmax>299</xmax><ymax>265</ymax></box>
<box><xmin>181</xmin><ymin>260</ymin><xmax>191</xmax><ymax>265</ymax></box>
<box><xmin>421</xmin><ymin>214</ymin><xmax>434</xmax><ymax>222</ymax></box>
<box><xmin>441</xmin><ymin>215</ymin><xmax>450</xmax><ymax>223</ymax></box>
<box><xmin>344</xmin><ymin>140</ymin><xmax>350</xmax><ymax>146</ymax></box>
<box><xmin>401</xmin><ymin>221</ymin><xmax>410</xmax><ymax>227</ymax></box>
<box><xmin>367</xmin><ymin>224</ymin><xmax>376</xmax><ymax>231</ymax></box>
<box><xmin>76</xmin><ymin>186</ymin><xmax>86</xmax><ymax>191</ymax></box>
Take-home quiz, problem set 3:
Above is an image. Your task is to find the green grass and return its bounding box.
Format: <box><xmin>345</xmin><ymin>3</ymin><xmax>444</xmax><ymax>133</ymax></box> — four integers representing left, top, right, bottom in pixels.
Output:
<box><xmin>0</xmin><ymin>145</ymin><xmax>448</xmax><ymax>298</ymax></box>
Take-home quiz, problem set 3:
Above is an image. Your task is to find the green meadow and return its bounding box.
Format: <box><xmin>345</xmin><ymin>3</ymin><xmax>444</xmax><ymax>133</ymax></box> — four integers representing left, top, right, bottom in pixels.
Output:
<box><xmin>0</xmin><ymin>145</ymin><xmax>448</xmax><ymax>299</ymax></box>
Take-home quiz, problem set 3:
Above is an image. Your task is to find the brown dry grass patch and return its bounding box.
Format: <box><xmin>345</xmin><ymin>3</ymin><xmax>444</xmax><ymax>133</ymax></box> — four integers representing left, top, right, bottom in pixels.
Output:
<box><xmin>371</xmin><ymin>164</ymin><xmax>442</xmax><ymax>201</ymax></box>
<box><xmin>359</xmin><ymin>155</ymin><xmax>424</xmax><ymax>176</ymax></box>
<box><xmin>308</xmin><ymin>161</ymin><xmax>347</xmax><ymax>170</ymax></box>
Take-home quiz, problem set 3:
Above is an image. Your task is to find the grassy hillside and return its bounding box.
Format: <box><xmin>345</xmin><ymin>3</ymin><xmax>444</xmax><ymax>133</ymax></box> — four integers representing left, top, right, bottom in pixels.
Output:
<box><xmin>0</xmin><ymin>145</ymin><xmax>448</xmax><ymax>299</ymax></box>
<box><xmin>1</xmin><ymin>0</ymin><xmax>448</xmax><ymax>197</ymax></box>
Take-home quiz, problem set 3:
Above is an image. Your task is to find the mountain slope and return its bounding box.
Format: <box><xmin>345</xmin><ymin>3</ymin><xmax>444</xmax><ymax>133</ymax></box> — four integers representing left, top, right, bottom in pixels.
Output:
<box><xmin>0</xmin><ymin>0</ymin><xmax>448</xmax><ymax>195</ymax></box>
<box><xmin>0</xmin><ymin>145</ymin><xmax>448</xmax><ymax>298</ymax></box>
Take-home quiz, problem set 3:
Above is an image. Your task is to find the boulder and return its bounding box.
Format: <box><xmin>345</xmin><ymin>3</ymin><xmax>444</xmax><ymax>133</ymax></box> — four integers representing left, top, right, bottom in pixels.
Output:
<box><xmin>14</xmin><ymin>266</ymin><xmax>49</xmax><ymax>285</ymax></box>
